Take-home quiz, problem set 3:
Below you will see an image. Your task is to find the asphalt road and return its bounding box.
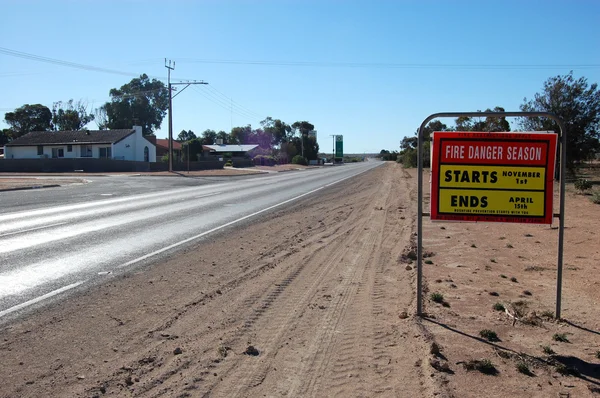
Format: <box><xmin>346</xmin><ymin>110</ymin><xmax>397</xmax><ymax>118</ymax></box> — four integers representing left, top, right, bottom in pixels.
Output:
<box><xmin>0</xmin><ymin>162</ymin><xmax>382</xmax><ymax>322</ymax></box>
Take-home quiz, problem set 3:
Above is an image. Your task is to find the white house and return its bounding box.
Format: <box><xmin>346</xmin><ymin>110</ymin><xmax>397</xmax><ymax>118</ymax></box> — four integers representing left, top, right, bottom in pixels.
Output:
<box><xmin>3</xmin><ymin>126</ymin><xmax>156</xmax><ymax>162</ymax></box>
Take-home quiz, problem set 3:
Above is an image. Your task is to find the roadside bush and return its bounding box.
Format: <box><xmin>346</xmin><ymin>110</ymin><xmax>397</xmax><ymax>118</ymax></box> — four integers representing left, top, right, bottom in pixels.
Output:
<box><xmin>430</xmin><ymin>292</ymin><xmax>444</xmax><ymax>303</ymax></box>
<box><xmin>591</xmin><ymin>190</ymin><xmax>600</xmax><ymax>204</ymax></box>
<box><xmin>479</xmin><ymin>329</ymin><xmax>500</xmax><ymax>342</ymax></box>
<box><xmin>574</xmin><ymin>178</ymin><xmax>592</xmax><ymax>193</ymax></box>
<box><xmin>399</xmin><ymin>148</ymin><xmax>417</xmax><ymax>168</ymax></box>
<box><xmin>253</xmin><ymin>155</ymin><xmax>276</xmax><ymax>166</ymax></box>
<box><xmin>291</xmin><ymin>155</ymin><xmax>307</xmax><ymax>165</ymax></box>
<box><xmin>224</xmin><ymin>160</ymin><xmax>233</xmax><ymax>167</ymax></box>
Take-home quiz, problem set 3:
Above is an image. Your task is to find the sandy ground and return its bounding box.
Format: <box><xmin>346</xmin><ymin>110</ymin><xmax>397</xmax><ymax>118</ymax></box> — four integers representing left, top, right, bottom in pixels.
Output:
<box><xmin>0</xmin><ymin>165</ymin><xmax>312</xmax><ymax>190</ymax></box>
<box><xmin>0</xmin><ymin>163</ymin><xmax>598</xmax><ymax>397</ymax></box>
<box><xmin>420</xmin><ymin>167</ymin><xmax>600</xmax><ymax>397</ymax></box>
<box><xmin>0</xmin><ymin>177</ymin><xmax>86</xmax><ymax>190</ymax></box>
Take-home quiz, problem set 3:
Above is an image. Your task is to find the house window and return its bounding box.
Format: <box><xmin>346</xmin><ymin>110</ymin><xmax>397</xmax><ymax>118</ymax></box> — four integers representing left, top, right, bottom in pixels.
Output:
<box><xmin>51</xmin><ymin>148</ymin><xmax>64</xmax><ymax>158</ymax></box>
<box><xmin>37</xmin><ymin>145</ymin><xmax>43</xmax><ymax>155</ymax></box>
<box><xmin>81</xmin><ymin>145</ymin><xmax>92</xmax><ymax>157</ymax></box>
<box><xmin>144</xmin><ymin>146</ymin><xmax>149</xmax><ymax>162</ymax></box>
<box><xmin>99</xmin><ymin>147</ymin><xmax>112</xmax><ymax>159</ymax></box>
<box><xmin>67</xmin><ymin>145</ymin><xmax>72</xmax><ymax>152</ymax></box>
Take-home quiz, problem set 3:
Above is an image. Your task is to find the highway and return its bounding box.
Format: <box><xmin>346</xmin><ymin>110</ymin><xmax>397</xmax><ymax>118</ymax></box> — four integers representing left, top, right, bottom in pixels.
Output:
<box><xmin>0</xmin><ymin>162</ymin><xmax>381</xmax><ymax>322</ymax></box>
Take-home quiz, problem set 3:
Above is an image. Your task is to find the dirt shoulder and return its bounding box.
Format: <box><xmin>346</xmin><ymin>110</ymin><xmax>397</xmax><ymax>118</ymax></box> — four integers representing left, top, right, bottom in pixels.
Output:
<box><xmin>0</xmin><ymin>163</ymin><xmax>598</xmax><ymax>398</ymax></box>
<box><xmin>0</xmin><ymin>163</ymin><xmax>437</xmax><ymax>398</ymax></box>
<box><xmin>0</xmin><ymin>177</ymin><xmax>86</xmax><ymax>191</ymax></box>
<box><xmin>418</xmin><ymin>167</ymin><xmax>600</xmax><ymax>397</ymax></box>
<box><xmin>0</xmin><ymin>165</ymin><xmax>314</xmax><ymax>190</ymax></box>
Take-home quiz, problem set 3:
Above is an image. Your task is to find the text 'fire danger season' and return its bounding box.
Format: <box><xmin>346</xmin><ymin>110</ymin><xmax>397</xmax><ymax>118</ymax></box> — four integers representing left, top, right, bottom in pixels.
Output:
<box><xmin>430</xmin><ymin>131</ymin><xmax>558</xmax><ymax>224</ymax></box>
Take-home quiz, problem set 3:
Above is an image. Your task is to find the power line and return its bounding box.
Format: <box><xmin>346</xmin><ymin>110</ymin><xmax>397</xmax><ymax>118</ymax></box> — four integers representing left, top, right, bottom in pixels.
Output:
<box><xmin>190</xmin><ymin>86</ymin><xmax>262</xmax><ymax>124</ymax></box>
<box><xmin>204</xmin><ymin>85</ymin><xmax>263</xmax><ymax>119</ymax></box>
<box><xmin>174</xmin><ymin>57</ymin><xmax>600</xmax><ymax>70</ymax></box>
<box><xmin>191</xmin><ymin>86</ymin><xmax>262</xmax><ymax>120</ymax></box>
<box><xmin>0</xmin><ymin>47</ymin><xmax>195</xmax><ymax>82</ymax></box>
<box><xmin>0</xmin><ymin>47</ymin><xmax>142</xmax><ymax>77</ymax></box>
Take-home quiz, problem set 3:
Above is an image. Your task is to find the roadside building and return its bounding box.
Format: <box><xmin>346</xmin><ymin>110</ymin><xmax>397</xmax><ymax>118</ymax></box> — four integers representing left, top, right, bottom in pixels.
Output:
<box><xmin>201</xmin><ymin>144</ymin><xmax>258</xmax><ymax>159</ymax></box>
<box><xmin>3</xmin><ymin>126</ymin><xmax>156</xmax><ymax>162</ymax></box>
<box><xmin>145</xmin><ymin>136</ymin><xmax>182</xmax><ymax>162</ymax></box>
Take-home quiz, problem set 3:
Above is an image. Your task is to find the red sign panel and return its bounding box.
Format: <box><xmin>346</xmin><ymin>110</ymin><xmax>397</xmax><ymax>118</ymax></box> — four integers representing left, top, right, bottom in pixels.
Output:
<box><xmin>430</xmin><ymin>131</ymin><xmax>558</xmax><ymax>224</ymax></box>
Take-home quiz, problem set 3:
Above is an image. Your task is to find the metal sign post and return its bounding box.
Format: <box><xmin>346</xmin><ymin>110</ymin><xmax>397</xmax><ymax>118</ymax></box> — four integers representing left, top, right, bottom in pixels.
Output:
<box><xmin>416</xmin><ymin>112</ymin><xmax>567</xmax><ymax>319</ymax></box>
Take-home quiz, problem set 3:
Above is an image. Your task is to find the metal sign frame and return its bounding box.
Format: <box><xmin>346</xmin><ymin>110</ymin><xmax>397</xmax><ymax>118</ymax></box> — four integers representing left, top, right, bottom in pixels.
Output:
<box><xmin>416</xmin><ymin>112</ymin><xmax>567</xmax><ymax>318</ymax></box>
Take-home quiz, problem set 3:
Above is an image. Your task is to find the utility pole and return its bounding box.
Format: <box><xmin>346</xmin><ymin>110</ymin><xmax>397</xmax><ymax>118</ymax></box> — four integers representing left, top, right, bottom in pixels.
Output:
<box><xmin>165</xmin><ymin>58</ymin><xmax>208</xmax><ymax>172</ymax></box>
<box><xmin>329</xmin><ymin>134</ymin><xmax>336</xmax><ymax>163</ymax></box>
<box><xmin>165</xmin><ymin>59</ymin><xmax>175</xmax><ymax>173</ymax></box>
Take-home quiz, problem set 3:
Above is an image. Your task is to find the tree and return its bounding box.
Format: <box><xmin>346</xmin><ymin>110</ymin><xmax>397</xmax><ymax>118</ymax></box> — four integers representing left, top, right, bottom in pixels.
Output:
<box><xmin>94</xmin><ymin>107</ymin><xmax>109</xmax><ymax>130</ymax></box>
<box><xmin>177</xmin><ymin>129</ymin><xmax>196</xmax><ymax>141</ymax></box>
<box><xmin>291</xmin><ymin>121</ymin><xmax>318</xmax><ymax>160</ymax></box>
<box><xmin>183</xmin><ymin>138</ymin><xmax>204</xmax><ymax>161</ymax></box>
<box><xmin>52</xmin><ymin>99</ymin><xmax>94</xmax><ymax>131</ymax></box>
<box><xmin>261</xmin><ymin>117</ymin><xmax>292</xmax><ymax>146</ymax></box>
<box><xmin>230</xmin><ymin>125</ymin><xmax>252</xmax><ymax>144</ymax></box>
<box><xmin>291</xmin><ymin>121</ymin><xmax>314</xmax><ymax>137</ymax></box>
<box><xmin>399</xmin><ymin>120</ymin><xmax>449</xmax><ymax>168</ymax></box>
<box><xmin>379</xmin><ymin>149</ymin><xmax>398</xmax><ymax>161</ymax></box>
<box><xmin>4</xmin><ymin>104</ymin><xmax>52</xmax><ymax>137</ymax></box>
<box><xmin>520</xmin><ymin>72</ymin><xmax>600</xmax><ymax>169</ymax></box>
<box><xmin>101</xmin><ymin>74</ymin><xmax>168</xmax><ymax>135</ymax></box>
<box><xmin>454</xmin><ymin>107</ymin><xmax>510</xmax><ymax>132</ymax></box>
<box><xmin>484</xmin><ymin>106</ymin><xmax>511</xmax><ymax>132</ymax></box>
<box><xmin>200</xmin><ymin>129</ymin><xmax>217</xmax><ymax>145</ymax></box>
<box><xmin>216</xmin><ymin>130</ymin><xmax>229</xmax><ymax>144</ymax></box>
<box><xmin>0</xmin><ymin>129</ymin><xmax>12</xmax><ymax>146</ymax></box>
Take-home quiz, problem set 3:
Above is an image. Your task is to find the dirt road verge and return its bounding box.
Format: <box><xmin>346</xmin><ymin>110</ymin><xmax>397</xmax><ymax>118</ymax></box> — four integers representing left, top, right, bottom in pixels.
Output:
<box><xmin>419</xmin><ymin>167</ymin><xmax>600</xmax><ymax>397</ymax></box>
<box><xmin>1</xmin><ymin>163</ymin><xmax>597</xmax><ymax>397</ymax></box>
<box><xmin>0</xmin><ymin>163</ymin><xmax>438</xmax><ymax>398</ymax></box>
<box><xmin>0</xmin><ymin>178</ymin><xmax>85</xmax><ymax>191</ymax></box>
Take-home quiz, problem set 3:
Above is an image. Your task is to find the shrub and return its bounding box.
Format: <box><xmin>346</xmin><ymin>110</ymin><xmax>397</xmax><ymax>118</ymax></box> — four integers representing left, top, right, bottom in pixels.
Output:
<box><xmin>463</xmin><ymin>359</ymin><xmax>498</xmax><ymax>375</ymax></box>
<box><xmin>541</xmin><ymin>345</ymin><xmax>555</xmax><ymax>355</ymax></box>
<box><xmin>493</xmin><ymin>302</ymin><xmax>505</xmax><ymax>311</ymax></box>
<box><xmin>399</xmin><ymin>148</ymin><xmax>417</xmax><ymax>168</ymax></box>
<box><xmin>291</xmin><ymin>155</ymin><xmax>307</xmax><ymax>165</ymax></box>
<box><xmin>592</xmin><ymin>191</ymin><xmax>600</xmax><ymax>204</ymax></box>
<box><xmin>553</xmin><ymin>333</ymin><xmax>569</xmax><ymax>343</ymax></box>
<box><xmin>574</xmin><ymin>178</ymin><xmax>592</xmax><ymax>193</ymax></box>
<box><xmin>516</xmin><ymin>362</ymin><xmax>533</xmax><ymax>376</ymax></box>
<box><xmin>479</xmin><ymin>329</ymin><xmax>500</xmax><ymax>342</ymax></box>
<box><xmin>430</xmin><ymin>292</ymin><xmax>444</xmax><ymax>303</ymax></box>
<box><xmin>253</xmin><ymin>155</ymin><xmax>276</xmax><ymax>166</ymax></box>
<box><xmin>555</xmin><ymin>363</ymin><xmax>579</xmax><ymax>376</ymax></box>
<box><xmin>224</xmin><ymin>160</ymin><xmax>233</xmax><ymax>167</ymax></box>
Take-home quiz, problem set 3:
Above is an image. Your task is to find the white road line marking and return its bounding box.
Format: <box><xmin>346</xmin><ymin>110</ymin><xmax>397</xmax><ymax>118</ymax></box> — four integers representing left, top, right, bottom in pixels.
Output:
<box><xmin>119</xmin><ymin>168</ymin><xmax>378</xmax><ymax>269</ymax></box>
<box><xmin>194</xmin><ymin>192</ymin><xmax>222</xmax><ymax>199</ymax></box>
<box><xmin>0</xmin><ymin>222</ymin><xmax>68</xmax><ymax>238</ymax></box>
<box><xmin>0</xmin><ymin>281</ymin><xmax>85</xmax><ymax>319</ymax></box>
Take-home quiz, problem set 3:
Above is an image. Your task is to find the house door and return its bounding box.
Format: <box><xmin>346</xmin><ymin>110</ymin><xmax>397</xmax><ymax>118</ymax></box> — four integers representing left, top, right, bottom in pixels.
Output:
<box><xmin>144</xmin><ymin>146</ymin><xmax>149</xmax><ymax>162</ymax></box>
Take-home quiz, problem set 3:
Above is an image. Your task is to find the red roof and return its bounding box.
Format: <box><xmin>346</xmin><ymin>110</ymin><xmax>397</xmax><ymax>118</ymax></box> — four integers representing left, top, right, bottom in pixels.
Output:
<box><xmin>155</xmin><ymin>139</ymin><xmax>182</xmax><ymax>150</ymax></box>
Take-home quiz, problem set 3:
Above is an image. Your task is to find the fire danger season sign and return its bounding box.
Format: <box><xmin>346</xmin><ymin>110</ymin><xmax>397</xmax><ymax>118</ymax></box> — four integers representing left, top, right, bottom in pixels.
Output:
<box><xmin>430</xmin><ymin>131</ymin><xmax>558</xmax><ymax>224</ymax></box>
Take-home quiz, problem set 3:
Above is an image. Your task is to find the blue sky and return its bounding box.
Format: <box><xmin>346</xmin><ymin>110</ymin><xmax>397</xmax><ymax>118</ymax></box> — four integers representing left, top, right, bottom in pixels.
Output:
<box><xmin>1</xmin><ymin>0</ymin><xmax>599</xmax><ymax>154</ymax></box>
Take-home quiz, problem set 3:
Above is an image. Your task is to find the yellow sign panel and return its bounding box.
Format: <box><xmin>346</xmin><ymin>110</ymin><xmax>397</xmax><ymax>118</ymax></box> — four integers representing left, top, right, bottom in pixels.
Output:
<box><xmin>438</xmin><ymin>189</ymin><xmax>546</xmax><ymax>217</ymax></box>
<box><xmin>439</xmin><ymin>165</ymin><xmax>546</xmax><ymax>190</ymax></box>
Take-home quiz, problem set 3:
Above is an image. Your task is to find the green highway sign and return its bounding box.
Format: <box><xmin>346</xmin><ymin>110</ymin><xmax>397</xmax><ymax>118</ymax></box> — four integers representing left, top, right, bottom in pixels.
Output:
<box><xmin>335</xmin><ymin>135</ymin><xmax>343</xmax><ymax>159</ymax></box>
